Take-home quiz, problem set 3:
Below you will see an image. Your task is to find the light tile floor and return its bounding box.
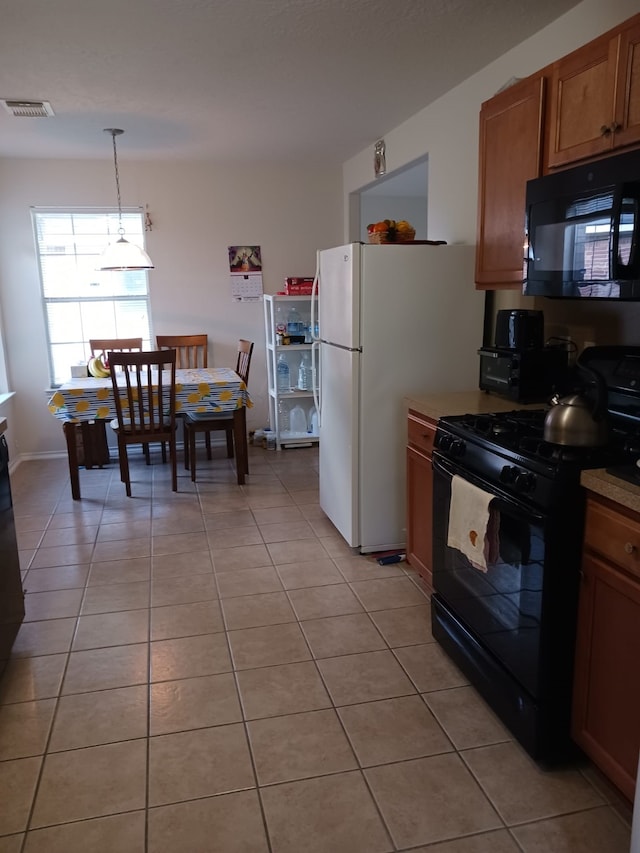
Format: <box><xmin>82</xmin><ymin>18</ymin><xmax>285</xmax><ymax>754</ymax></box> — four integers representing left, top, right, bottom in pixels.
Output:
<box><xmin>0</xmin><ymin>443</ymin><xmax>633</xmax><ymax>852</ymax></box>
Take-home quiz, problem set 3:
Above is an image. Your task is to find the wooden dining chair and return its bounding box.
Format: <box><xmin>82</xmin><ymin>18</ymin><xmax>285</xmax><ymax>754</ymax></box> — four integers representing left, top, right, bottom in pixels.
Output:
<box><xmin>89</xmin><ymin>337</ymin><xmax>152</xmax><ymax>461</ymax></box>
<box><xmin>156</xmin><ymin>334</ymin><xmax>209</xmax><ymax>458</ymax></box>
<box><xmin>108</xmin><ymin>349</ymin><xmax>178</xmax><ymax>496</ymax></box>
<box><xmin>183</xmin><ymin>339</ymin><xmax>254</xmax><ymax>482</ymax></box>
<box><xmin>156</xmin><ymin>334</ymin><xmax>208</xmax><ymax>369</ymax></box>
<box><xmin>90</xmin><ymin>337</ymin><xmax>143</xmax><ymax>366</ymax></box>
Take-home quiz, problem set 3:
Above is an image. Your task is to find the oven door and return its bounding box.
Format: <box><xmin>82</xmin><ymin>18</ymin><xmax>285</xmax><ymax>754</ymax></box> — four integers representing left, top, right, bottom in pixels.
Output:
<box><xmin>432</xmin><ymin>452</ymin><xmax>546</xmax><ymax>699</ymax></box>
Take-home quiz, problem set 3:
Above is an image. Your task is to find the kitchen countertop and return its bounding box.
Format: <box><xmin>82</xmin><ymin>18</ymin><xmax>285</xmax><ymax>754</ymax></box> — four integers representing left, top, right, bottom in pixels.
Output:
<box><xmin>581</xmin><ymin>468</ymin><xmax>640</xmax><ymax>514</ymax></box>
<box><xmin>405</xmin><ymin>390</ymin><xmax>543</xmax><ymax>422</ymax></box>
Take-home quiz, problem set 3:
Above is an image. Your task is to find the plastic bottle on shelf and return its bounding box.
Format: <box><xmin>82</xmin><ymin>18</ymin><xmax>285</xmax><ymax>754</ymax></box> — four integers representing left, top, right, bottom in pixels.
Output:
<box><xmin>277</xmin><ymin>354</ymin><xmax>290</xmax><ymax>392</ymax></box>
<box><xmin>298</xmin><ymin>352</ymin><xmax>312</xmax><ymax>390</ymax></box>
<box><xmin>289</xmin><ymin>404</ymin><xmax>307</xmax><ymax>436</ymax></box>
<box><xmin>287</xmin><ymin>307</ymin><xmax>303</xmax><ymax>336</ymax></box>
<box><xmin>308</xmin><ymin>405</ymin><xmax>319</xmax><ymax>435</ymax></box>
<box><xmin>278</xmin><ymin>399</ymin><xmax>290</xmax><ymax>432</ymax></box>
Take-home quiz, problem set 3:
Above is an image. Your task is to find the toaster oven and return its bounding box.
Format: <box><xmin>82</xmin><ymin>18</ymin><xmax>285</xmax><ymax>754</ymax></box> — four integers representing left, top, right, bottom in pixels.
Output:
<box><xmin>478</xmin><ymin>346</ymin><xmax>568</xmax><ymax>403</ymax></box>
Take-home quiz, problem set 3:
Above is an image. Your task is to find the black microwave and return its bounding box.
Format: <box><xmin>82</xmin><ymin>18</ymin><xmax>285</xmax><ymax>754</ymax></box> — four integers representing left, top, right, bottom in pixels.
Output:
<box><xmin>524</xmin><ymin>148</ymin><xmax>640</xmax><ymax>299</ymax></box>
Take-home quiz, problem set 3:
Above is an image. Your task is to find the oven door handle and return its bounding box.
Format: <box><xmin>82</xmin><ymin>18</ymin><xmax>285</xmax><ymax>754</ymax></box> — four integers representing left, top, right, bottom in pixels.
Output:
<box><xmin>432</xmin><ymin>452</ymin><xmax>546</xmax><ymax>523</ymax></box>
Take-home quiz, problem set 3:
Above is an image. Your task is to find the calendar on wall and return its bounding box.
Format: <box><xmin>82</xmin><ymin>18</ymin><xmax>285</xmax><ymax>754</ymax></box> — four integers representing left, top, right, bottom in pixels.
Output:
<box><xmin>228</xmin><ymin>245</ymin><xmax>264</xmax><ymax>302</ymax></box>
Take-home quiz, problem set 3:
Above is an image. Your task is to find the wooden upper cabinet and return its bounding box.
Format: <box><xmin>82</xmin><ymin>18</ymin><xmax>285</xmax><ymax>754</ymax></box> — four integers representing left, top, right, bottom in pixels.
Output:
<box><xmin>613</xmin><ymin>20</ymin><xmax>640</xmax><ymax>151</ymax></box>
<box><xmin>475</xmin><ymin>75</ymin><xmax>544</xmax><ymax>289</ymax></box>
<box><xmin>546</xmin><ymin>17</ymin><xmax>640</xmax><ymax>169</ymax></box>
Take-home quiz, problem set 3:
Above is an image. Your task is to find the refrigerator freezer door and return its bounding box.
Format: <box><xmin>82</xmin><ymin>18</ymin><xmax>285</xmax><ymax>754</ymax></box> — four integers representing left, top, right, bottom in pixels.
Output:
<box><xmin>318</xmin><ymin>244</ymin><xmax>361</xmax><ymax>349</ymax></box>
<box><xmin>319</xmin><ymin>342</ymin><xmax>360</xmax><ymax>546</ymax></box>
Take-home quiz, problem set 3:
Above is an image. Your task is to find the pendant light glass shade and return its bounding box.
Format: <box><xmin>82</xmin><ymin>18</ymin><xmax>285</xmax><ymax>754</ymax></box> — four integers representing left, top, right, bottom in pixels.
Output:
<box><xmin>97</xmin><ymin>128</ymin><xmax>154</xmax><ymax>272</ymax></box>
<box><xmin>99</xmin><ymin>237</ymin><xmax>154</xmax><ymax>271</ymax></box>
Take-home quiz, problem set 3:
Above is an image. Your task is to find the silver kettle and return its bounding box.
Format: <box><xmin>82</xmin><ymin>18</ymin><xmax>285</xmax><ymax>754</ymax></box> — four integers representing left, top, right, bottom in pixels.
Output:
<box><xmin>543</xmin><ymin>362</ymin><xmax>609</xmax><ymax>447</ymax></box>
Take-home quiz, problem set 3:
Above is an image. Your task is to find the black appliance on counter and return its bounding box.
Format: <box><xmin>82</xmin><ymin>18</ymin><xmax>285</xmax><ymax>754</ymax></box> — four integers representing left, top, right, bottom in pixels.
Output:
<box><xmin>0</xmin><ymin>433</ymin><xmax>24</xmax><ymax>676</ymax></box>
<box><xmin>431</xmin><ymin>346</ymin><xmax>640</xmax><ymax>762</ymax></box>
<box><xmin>494</xmin><ymin>309</ymin><xmax>544</xmax><ymax>350</ymax></box>
<box><xmin>478</xmin><ymin>309</ymin><xmax>569</xmax><ymax>403</ymax></box>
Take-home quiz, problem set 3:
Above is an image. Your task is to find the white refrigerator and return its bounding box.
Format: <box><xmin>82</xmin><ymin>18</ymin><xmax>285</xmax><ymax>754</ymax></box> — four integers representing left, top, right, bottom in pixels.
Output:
<box><xmin>312</xmin><ymin>241</ymin><xmax>485</xmax><ymax>553</ymax></box>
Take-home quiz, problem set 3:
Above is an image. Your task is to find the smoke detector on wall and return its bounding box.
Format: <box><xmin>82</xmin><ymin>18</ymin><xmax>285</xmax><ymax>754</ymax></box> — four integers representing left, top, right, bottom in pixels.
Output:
<box><xmin>1</xmin><ymin>99</ymin><xmax>55</xmax><ymax>117</ymax></box>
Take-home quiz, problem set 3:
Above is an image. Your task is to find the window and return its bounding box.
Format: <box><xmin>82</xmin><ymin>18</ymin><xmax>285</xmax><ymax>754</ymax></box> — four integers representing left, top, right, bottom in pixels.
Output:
<box><xmin>32</xmin><ymin>208</ymin><xmax>152</xmax><ymax>386</ymax></box>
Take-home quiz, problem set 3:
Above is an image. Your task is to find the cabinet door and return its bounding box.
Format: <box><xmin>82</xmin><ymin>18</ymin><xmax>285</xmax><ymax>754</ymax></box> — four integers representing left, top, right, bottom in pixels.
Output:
<box><xmin>406</xmin><ymin>445</ymin><xmax>434</xmax><ymax>591</ymax></box>
<box><xmin>613</xmin><ymin>20</ymin><xmax>640</xmax><ymax>150</ymax></box>
<box><xmin>546</xmin><ymin>32</ymin><xmax>619</xmax><ymax>168</ymax></box>
<box><xmin>572</xmin><ymin>551</ymin><xmax>640</xmax><ymax>801</ymax></box>
<box><xmin>406</xmin><ymin>413</ymin><xmax>436</xmax><ymax>591</ymax></box>
<box><xmin>475</xmin><ymin>75</ymin><xmax>544</xmax><ymax>288</ymax></box>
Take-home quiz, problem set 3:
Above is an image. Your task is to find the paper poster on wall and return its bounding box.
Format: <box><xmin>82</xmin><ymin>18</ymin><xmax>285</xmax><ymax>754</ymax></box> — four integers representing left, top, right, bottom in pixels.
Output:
<box><xmin>228</xmin><ymin>245</ymin><xmax>264</xmax><ymax>302</ymax></box>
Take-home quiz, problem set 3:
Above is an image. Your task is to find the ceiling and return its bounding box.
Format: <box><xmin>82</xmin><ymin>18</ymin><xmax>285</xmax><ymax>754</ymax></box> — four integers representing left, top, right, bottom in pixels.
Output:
<box><xmin>0</xmin><ymin>0</ymin><xmax>582</xmax><ymax>165</ymax></box>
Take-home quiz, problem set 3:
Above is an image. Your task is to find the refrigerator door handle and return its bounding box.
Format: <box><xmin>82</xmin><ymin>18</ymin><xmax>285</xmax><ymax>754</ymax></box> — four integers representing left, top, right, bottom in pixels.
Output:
<box><xmin>311</xmin><ymin>250</ymin><xmax>320</xmax><ymax>341</ymax></box>
<box><xmin>312</xmin><ymin>340</ymin><xmax>321</xmax><ymax>425</ymax></box>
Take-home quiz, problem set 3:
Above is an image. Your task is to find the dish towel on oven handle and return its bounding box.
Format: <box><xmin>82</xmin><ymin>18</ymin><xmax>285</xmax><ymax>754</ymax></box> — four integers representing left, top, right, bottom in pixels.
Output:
<box><xmin>447</xmin><ymin>474</ymin><xmax>500</xmax><ymax>573</ymax></box>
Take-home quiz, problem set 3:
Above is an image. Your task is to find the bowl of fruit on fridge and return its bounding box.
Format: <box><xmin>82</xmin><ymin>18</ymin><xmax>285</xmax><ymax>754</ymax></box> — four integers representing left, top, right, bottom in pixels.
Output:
<box><xmin>367</xmin><ymin>219</ymin><xmax>416</xmax><ymax>243</ymax></box>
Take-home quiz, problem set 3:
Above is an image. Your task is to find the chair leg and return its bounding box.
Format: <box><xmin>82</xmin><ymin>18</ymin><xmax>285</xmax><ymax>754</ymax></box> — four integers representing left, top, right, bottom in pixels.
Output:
<box><xmin>143</xmin><ymin>443</ymin><xmax>151</xmax><ymax>465</ymax></box>
<box><xmin>183</xmin><ymin>421</ymin><xmax>190</xmax><ymax>470</ymax></box>
<box><xmin>225</xmin><ymin>427</ymin><xmax>234</xmax><ymax>459</ymax></box>
<box><xmin>205</xmin><ymin>430</ymin><xmax>212</xmax><ymax>461</ymax></box>
<box><xmin>118</xmin><ymin>439</ymin><xmax>131</xmax><ymax>497</ymax></box>
<box><xmin>170</xmin><ymin>436</ymin><xmax>178</xmax><ymax>492</ymax></box>
<box><xmin>161</xmin><ymin>440</ymin><xmax>167</xmax><ymax>464</ymax></box>
<box><xmin>189</xmin><ymin>425</ymin><xmax>197</xmax><ymax>482</ymax></box>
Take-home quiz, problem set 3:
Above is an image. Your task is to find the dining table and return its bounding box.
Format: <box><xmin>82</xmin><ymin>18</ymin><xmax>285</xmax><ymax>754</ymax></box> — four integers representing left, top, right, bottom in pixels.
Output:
<box><xmin>47</xmin><ymin>367</ymin><xmax>253</xmax><ymax>498</ymax></box>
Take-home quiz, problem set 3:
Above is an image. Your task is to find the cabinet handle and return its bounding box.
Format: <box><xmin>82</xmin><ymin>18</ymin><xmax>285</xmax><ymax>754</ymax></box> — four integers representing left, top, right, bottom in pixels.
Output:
<box><xmin>610</xmin><ymin>122</ymin><xmax>621</xmax><ymax>133</ymax></box>
<box><xmin>624</xmin><ymin>542</ymin><xmax>636</xmax><ymax>555</ymax></box>
<box><xmin>600</xmin><ymin>124</ymin><xmax>612</xmax><ymax>136</ymax></box>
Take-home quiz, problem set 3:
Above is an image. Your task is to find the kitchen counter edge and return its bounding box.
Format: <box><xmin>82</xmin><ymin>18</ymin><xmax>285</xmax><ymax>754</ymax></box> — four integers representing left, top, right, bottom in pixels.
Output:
<box><xmin>580</xmin><ymin>469</ymin><xmax>640</xmax><ymax>515</ymax></box>
<box><xmin>405</xmin><ymin>390</ymin><xmax>543</xmax><ymax>422</ymax></box>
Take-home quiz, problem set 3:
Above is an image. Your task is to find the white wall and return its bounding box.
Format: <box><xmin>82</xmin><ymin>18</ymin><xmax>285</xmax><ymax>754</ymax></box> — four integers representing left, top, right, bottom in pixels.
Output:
<box><xmin>0</xmin><ymin>160</ymin><xmax>342</xmax><ymax>458</ymax></box>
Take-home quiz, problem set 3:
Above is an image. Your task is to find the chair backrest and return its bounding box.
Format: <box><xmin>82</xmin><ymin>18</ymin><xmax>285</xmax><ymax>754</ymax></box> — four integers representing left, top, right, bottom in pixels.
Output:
<box><xmin>90</xmin><ymin>337</ymin><xmax>143</xmax><ymax>370</ymax></box>
<box><xmin>236</xmin><ymin>339</ymin><xmax>254</xmax><ymax>385</ymax></box>
<box><xmin>156</xmin><ymin>334</ymin><xmax>208</xmax><ymax>369</ymax></box>
<box><xmin>108</xmin><ymin>349</ymin><xmax>177</xmax><ymax>440</ymax></box>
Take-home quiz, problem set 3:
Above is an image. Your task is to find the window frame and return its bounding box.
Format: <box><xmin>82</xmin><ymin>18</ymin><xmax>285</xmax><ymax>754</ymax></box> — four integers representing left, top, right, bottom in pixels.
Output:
<box><xmin>32</xmin><ymin>207</ymin><xmax>153</xmax><ymax>387</ymax></box>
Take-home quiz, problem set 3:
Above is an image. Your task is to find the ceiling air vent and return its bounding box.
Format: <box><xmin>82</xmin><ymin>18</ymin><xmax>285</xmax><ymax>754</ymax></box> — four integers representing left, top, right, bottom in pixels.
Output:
<box><xmin>1</xmin><ymin>100</ymin><xmax>55</xmax><ymax>118</ymax></box>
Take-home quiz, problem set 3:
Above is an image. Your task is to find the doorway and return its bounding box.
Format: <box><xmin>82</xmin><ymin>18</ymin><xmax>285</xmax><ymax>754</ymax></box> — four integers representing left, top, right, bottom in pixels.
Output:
<box><xmin>352</xmin><ymin>156</ymin><xmax>428</xmax><ymax>242</ymax></box>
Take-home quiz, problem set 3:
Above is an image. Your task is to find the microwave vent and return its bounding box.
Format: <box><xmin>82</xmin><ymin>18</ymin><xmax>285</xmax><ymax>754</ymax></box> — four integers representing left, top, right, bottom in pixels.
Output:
<box><xmin>1</xmin><ymin>100</ymin><xmax>55</xmax><ymax>118</ymax></box>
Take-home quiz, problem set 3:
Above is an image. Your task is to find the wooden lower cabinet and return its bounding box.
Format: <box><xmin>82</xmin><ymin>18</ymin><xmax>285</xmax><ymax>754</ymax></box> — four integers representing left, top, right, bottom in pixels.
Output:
<box><xmin>406</xmin><ymin>411</ymin><xmax>437</xmax><ymax>591</ymax></box>
<box><xmin>572</xmin><ymin>494</ymin><xmax>640</xmax><ymax>801</ymax></box>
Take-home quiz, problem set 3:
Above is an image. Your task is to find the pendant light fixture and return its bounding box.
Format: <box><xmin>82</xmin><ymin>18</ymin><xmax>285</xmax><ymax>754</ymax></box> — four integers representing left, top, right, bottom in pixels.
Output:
<box><xmin>98</xmin><ymin>128</ymin><xmax>154</xmax><ymax>271</ymax></box>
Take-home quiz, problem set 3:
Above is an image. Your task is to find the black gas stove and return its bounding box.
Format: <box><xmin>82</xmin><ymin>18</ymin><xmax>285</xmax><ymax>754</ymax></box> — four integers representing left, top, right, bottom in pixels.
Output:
<box><xmin>430</xmin><ymin>346</ymin><xmax>640</xmax><ymax>762</ymax></box>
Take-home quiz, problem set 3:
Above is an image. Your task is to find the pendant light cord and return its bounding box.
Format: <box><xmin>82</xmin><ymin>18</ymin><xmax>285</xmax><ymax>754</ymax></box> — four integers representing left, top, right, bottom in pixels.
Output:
<box><xmin>105</xmin><ymin>128</ymin><xmax>125</xmax><ymax>236</ymax></box>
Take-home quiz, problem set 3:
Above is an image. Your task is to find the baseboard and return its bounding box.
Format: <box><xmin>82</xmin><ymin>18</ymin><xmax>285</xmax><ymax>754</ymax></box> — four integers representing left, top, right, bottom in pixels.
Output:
<box><xmin>10</xmin><ymin>435</ymin><xmax>232</xmax><ymax>475</ymax></box>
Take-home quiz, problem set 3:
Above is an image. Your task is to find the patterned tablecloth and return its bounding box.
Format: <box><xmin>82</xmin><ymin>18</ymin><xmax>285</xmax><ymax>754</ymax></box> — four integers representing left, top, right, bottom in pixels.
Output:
<box><xmin>47</xmin><ymin>367</ymin><xmax>253</xmax><ymax>422</ymax></box>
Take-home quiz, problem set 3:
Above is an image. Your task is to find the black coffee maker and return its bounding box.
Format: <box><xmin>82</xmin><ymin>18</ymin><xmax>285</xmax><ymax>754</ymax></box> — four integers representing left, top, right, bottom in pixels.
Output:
<box><xmin>495</xmin><ymin>309</ymin><xmax>544</xmax><ymax>350</ymax></box>
<box><xmin>479</xmin><ymin>310</ymin><xmax>569</xmax><ymax>403</ymax></box>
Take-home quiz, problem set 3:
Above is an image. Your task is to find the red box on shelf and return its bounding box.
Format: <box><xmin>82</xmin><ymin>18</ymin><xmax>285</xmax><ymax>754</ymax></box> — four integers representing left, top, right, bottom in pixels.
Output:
<box><xmin>283</xmin><ymin>277</ymin><xmax>316</xmax><ymax>295</ymax></box>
